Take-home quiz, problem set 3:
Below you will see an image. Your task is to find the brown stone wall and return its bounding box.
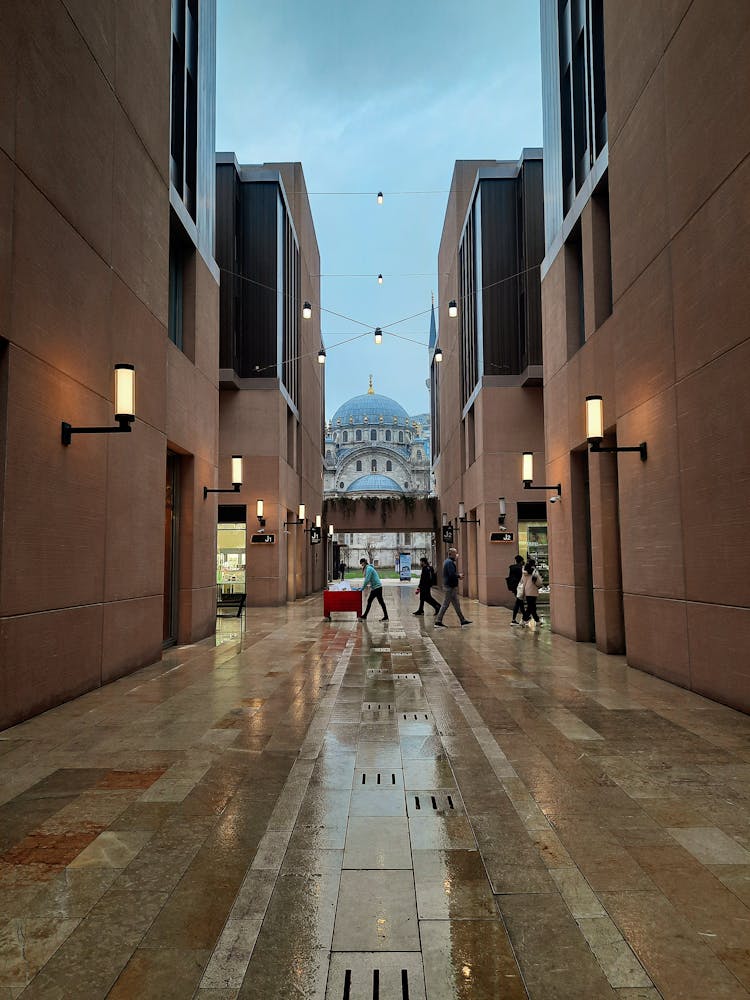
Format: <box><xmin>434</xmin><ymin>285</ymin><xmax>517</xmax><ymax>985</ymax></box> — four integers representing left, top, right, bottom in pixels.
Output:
<box><xmin>541</xmin><ymin>0</ymin><xmax>750</xmax><ymax>710</ymax></box>
<box><xmin>0</xmin><ymin>2</ymin><xmax>220</xmax><ymax>728</ymax></box>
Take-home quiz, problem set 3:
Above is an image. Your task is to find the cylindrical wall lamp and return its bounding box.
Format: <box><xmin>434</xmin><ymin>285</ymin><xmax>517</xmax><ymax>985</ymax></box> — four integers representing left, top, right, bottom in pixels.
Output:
<box><xmin>298</xmin><ymin>503</ymin><xmax>305</xmax><ymax>522</ymax></box>
<box><xmin>458</xmin><ymin>501</ymin><xmax>466</xmax><ymax>521</ymax></box>
<box><xmin>377</xmin><ymin>273</ymin><xmax>383</xmax><ymax>284</ymax></box>
<box><xmin>522</xmin><ymin>451</ymin><xmax>561</xmax><ymax>496</ymax></box>
<box><xmin>62</xmin><ymin>363</ymin><xmax>136</xmax><ymax>446</ymax></box>
<box><xmin>374</xmin><ymin>328</ymin><xmax>383</xmax><ymax>345</ymax></box>
<box><xmin>498</xmin><ymin>497</ymin><xmax>506</xmax><ymax>526</ymax></box>
<box><xmin>315</xmin><ymin>514</ymin><xmax>322</xmax><ymax>528</ymax></box>
<box><xmin>302</xmin><ymin>301</ymin><xmax>312</xmax><ymax>320</ymax></box>
<box><xmin>318</xmin><ymin>349</ymin><xmax>326</xmax><ymax>364</ymax></box>
<box><xmin>204</xmin><ymin>455</ymin><xmax>244</xmax><ymax>499</ymax></box>
<box><xmin>585</xmin><ymin>395</ymin><xmax>604</xmax><ymax>443</ymax></box>
<box><xmin>441</xmin><ymin>512</ymin><xmax>448</xmax><ymax>527</ymax></box>
<box><xmin>434</xmin><ymin>346</ymin><xmax>443</xmax><ymax>363</ymax></box>
<box><xmin>585</xmin><ymin>395</ymin><xmax>647</xmax><ymax>461</ymax></box>
<box><xmin>448</xmin><ymin>300</ymin><xmax>458</xmax><ymax>318</ymax></box>
<box><xmin>328</xmin><ymin>524</ymin><xmax>334</xmax><ymax>537</ymax></box>
<box><xmin>377</xmin><ymin>192</ymin><xmax>383</xmax><ymax>204</ymax></box>
<box><xmin>256</xmin><ymin>499</ymin><xmax>266</xmax><ymax>528</ymax></box>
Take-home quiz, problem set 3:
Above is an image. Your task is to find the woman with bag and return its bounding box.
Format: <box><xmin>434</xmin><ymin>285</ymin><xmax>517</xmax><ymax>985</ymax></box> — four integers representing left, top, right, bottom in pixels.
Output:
<box><xmin>413</xmin><ymin>556</ymin><xmax>440</xmax><ymax>615</ymax></box>
<box><xmin>521</xmin><ymin>559</ymin><xmax>543</xmax><ymax>626</ymax></box>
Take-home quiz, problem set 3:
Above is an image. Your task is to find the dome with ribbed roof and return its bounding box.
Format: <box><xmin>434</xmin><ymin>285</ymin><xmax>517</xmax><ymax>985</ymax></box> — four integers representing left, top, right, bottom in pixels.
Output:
<box><xmin>346</xmin><ymin>474</ymin><xmax>403</xmax><ymax>493</ymax></box>
<box><xmin>331</xmin><ymin>376</ymin><xmax>409</xmax><ymax>427</ymax></box>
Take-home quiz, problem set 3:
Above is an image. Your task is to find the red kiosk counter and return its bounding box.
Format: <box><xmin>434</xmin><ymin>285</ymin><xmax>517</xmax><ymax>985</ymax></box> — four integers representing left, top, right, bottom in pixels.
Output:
<box><xmin>323</xmin><ymin>588</ymin><xmax>362</xmax><ymax>620</ymax></box>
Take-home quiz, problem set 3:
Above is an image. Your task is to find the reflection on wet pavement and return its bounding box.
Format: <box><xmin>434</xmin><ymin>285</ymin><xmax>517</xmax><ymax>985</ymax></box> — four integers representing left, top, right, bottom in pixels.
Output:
<box><xmin>1</xmin><ymin>587</ymin><xmax>750</xmax><ymax>998</ymax></box>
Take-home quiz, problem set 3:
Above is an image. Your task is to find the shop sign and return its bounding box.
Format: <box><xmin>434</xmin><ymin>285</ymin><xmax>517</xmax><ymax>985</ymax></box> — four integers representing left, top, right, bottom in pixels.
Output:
<box><xmin>442</xmin><ymin>525</ymin><xmax>454</xmax><ymax>544</ymax></box>
<box><xmin>310</xmin><ymin>526</ymin><xmax>322</xmax><ymax>544</ymax></box>
<box><xmin>250</xmin><ymin>533</ymin><xmax>276</xmax><ymax>544</ymax></box>
<box><xmin>490</xmin><ymin>531</ymin><xmax>514</xmax><ymax>543</ymax></box>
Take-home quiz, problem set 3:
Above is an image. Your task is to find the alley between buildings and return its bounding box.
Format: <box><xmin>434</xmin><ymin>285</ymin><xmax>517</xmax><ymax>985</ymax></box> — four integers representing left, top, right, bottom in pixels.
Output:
<box><xmin>1</xmin><ymin>589</ymin><xmax>749</xmax><ymax>999</ymax></box>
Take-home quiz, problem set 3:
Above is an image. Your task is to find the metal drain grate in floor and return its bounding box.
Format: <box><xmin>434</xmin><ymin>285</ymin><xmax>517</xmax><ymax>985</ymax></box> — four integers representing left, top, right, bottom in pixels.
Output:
<box><xmin>392</xmin><ymin>673</ymin><xmax>421</xmax><ymax>682</ymax></box>
<box><xmin>359</xmin><ymin>771</ymin><xmax>399</xmax><ymax>785</ymax></box>
<box><xmin>391</xmin><ymin>651</ymin><xmax>413</xmax><ymax>657</ymax></box>
<box><xmin>407</xmin><ymin>790</ymin><xmax>464</xmax><ymax>815</ymax></box>
<box><xmin>366</xmin><ymin>668</ymin><xmax>390</xmax><ymax>677</ymax></box>
<box><xmin>400</xmin><ymin>712</ymin><xmax>431</xmax><ymax>721</ymax></box>
<box><xmin>362</xmin><ymin>703</ymin><xmax>394</xmax><ymax>711</ymax></box>
<box><xmin>372</xmin><ymin>647</ymin><xmax>391</xmax><ymax>652</ymax></box>
<box><xmin>327</xmin><ymin>953</ymin><xmax>425</xmax><ymax>1000</ymax></box>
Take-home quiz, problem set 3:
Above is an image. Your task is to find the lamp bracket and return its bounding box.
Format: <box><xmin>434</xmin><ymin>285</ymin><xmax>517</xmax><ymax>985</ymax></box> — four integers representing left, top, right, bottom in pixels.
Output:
<box><xmin>589</xmin><ymin>440</ymin><xmax>647</xmax><ymax>462</ymax></box>
<box><xmin>203</xmin><ymin>484</ymin><xmax>241</xmax><ymax>500</ymax></box>
<box><xmin>523</xmin><ymin>482</ymin><xmax>562</xmax><ymax>496</ymax></box>
<box><xmin>459</xmin><ymin>517</ymin><xmax>480</xmax><ymax>525</ymax></box>
<box><xmin>283</xmin><ymin>518</ymin><xmax>304</xmax><ymax>527</ymax></box>
<box><xmin>61</xmin><ymin>417</ymin><xmax>133</xmax><ymax>447</ymax></box>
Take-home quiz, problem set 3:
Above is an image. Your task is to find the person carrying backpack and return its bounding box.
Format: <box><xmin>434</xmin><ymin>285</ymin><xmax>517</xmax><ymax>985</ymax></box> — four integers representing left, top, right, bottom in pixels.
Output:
<box><xmin>414</xmin><ymin>556</ymin><xmax>440</xmax><ymax>616</ymax></box>
<box><xmin>521</xmin><ymin>559</ymin><xmax>544</xmax><ymax>626</ymax></box>
<box><xmin>507</xmin><ymin>555</ymin><xmax>525</xmax><ymax>626</ymax></box>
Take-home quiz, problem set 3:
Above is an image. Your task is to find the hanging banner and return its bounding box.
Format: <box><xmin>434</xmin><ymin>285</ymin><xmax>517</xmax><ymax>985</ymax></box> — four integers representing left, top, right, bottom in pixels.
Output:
<box><xmin>442</xmin><ymin>525</ymin><xmax>454</xmax><ymax>544</ymax></box>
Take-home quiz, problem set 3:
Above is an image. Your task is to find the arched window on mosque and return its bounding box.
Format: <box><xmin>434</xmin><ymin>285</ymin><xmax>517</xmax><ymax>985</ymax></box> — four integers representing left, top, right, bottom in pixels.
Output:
<box><xmin>417</xmin><ymin>450</ymin><xmax>422</xmax><ymax>459</ymax></box>
<box><xmin>356</xmin><ymin>460</ymin><xmax>362</xmax><ymax>471</ymax></box>
<box><xmin>385</xmin><ymin>430</ymin><xmax>391</xmax><ymax>441</ymax></box>
<box><xmin>386</xmin><ymin>460</ymin><xmax>392</xmax><ymax>471</ymax></box>
<box><xmin>343</xmin><ymin>431</ymin><xmax>348</xmax><ymax>442</ymax></box>
<box><xmin>398</xmin><ymin>431</ymin><xmax>404</xmax><ymax>443</ymax></box>
<box><xmin>371</xmin><ymin>460</ymin><xmax>377</xmax><ymax>472</ymax></box>
<box><xmin>356</xmin><ymin>429</ymin><xmax>362</xmax><ymax>441</ymax></box>
<box><xmin>370</xmin><ymin>430</ymin><xmax>377</xmax><ymax>441</ymax></box>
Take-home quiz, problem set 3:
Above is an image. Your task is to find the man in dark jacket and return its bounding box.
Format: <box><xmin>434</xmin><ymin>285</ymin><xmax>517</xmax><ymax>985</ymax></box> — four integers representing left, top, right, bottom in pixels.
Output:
<box><xmin>413</xmin><ymin>556</ymin><xmax>440</xmax><ymax>616</ymax></box>
<box><xmin>434</xmin><ymin>548</ymin><xmax>472</xmax><ymax>628</ymax></box>
<box><xmin>507</xmin><ymin>554</ymin><xmax>525</xmax><ymax>625</ymax></box>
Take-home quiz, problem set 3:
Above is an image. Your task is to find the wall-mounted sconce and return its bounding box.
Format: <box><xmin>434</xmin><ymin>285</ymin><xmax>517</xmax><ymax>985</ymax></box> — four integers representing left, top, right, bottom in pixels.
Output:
<box><xmin>448</xmin><ymin>300</ymin><xmax>458</xmax><ymax>318</ymax></box>
<box><xmin>377</xmin><ymin>273</ymin><xmax>383</xmax><ymax>285</ymax></box>
<box><xmin>374</xmin><ymin>328</ymin><xmax>383</xmax><ymax>345</ymax></box>
<box><xmin>522</xmin><ymin>452</ymin><xmax>561</xmax><ymax>496</ymax></box>
<box><xmin>585</xmin><ymin>396</ymin><xmax>647</xmax><ymax>461</ymax></box>
<box><xmin>204</xmin><ymin>456</ymin><xmax>243</xmax><ymax>499</ymax></box>
<box><xmin>256</xmin><ymin>499</ymin><xmax>266</xmax><ymax>529</ymax></box>
<box><xmin>302</xmin><ymin>301</ymin><xmax>312</xmax><ymax>320</ymax></box>
<box><xmin>318</xmin><ymin>348</ymin><xmax>326</xmax><ymax>364</ymax></box>
<box><xmin>442</xmin><ymin>512</ymin><xmax>449</xmax><ymax>528</ymax></box>
<box><xmin>62</xmin><ymin>364</ymin><xmax>136</xmax><ymax>446</ymax></box>
<box><xmin>315</xmin><ymin>514</ymin><xmax>322</xmax><ymax>529</ymax></box>
<box><xmin>284</xmin><ymin>503</ymin><xmax>305</xmax><ymax>528</ymax></box>
<box><xmin>377</xmin><ymin>191</ymin><xmax>384</xmax><ymax>205</ymax></box>
<box><xmin>498</xmin><ymin>497</ymin><xmax>506</xmax><ymax>526</ymax></box>
<box><xmin>328</xmin><ymin>524</ymin><xmax>334</xmax><ymax>537</ymax></box>
<box><xmin>434</xmin><ymin>346</ymin><xmax>443</xmax><ymax>363</ymax></box>
<box><xmin>458</xmin><ymin>501</ymin><xmax>480</xmax><ymax>525</ymax></box>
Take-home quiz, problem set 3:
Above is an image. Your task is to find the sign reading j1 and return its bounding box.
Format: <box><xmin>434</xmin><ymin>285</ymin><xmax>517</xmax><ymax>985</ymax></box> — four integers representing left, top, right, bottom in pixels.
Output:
<box><xmin>250</xmin><ymin>533</ymin><xmax>275</xmax><ymax>545</ymax></box>
<box><xmin>310</xmin><ymin>526</ymin><xmax>322</xmax><ymax>545</ymax></box>
<box><xmin>490</xmin><ymin>531</ymin><xmax>514</xmax><ymax>543</ymax></box>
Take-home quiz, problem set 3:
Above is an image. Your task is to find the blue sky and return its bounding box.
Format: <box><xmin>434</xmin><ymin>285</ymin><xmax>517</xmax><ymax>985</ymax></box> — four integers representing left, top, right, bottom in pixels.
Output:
<box><xmin>216</xmin><ymin>0</ymin><xmax>543</xmax><ymax>418</ymax></box>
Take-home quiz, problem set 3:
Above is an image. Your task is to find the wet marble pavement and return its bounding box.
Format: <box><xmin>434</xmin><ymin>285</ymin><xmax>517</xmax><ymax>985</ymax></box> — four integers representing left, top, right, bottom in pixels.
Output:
<box><xmin>1</xmin><ymin>588</ymin><xmax>750</xmax><ymax>998</ymax></box>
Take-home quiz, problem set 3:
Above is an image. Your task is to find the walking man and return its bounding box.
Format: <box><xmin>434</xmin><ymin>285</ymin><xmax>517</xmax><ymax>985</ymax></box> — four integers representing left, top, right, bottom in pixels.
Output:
<box><xmin>507</xmin><ymin>554</ymin><xmax>525</xmax><ymax>625</ymax></box>
<box><xmin>434</xmin><ymin>548</ymin><xmax>472</xmax><ymax>628</ymax></box>
<box><xmin>413</xmin><ymin>556</ymin><xmax>440</xmax><ymax>616</ymax></box>
<box><xmin>358</xmin><ymin>557</ymin><xmax>389</xmax><ymax>622</ymax></box>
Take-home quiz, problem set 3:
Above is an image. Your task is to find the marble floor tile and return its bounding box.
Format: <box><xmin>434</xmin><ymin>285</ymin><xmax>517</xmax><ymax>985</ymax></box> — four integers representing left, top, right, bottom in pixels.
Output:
<box><xmin>667</xmin><ymin>827</ymin><xmax>750</xmax><ymax>865</ymax></box>
<box><xmin>332</xmin><ymin>870</ymin><xmax>420</xmax><ymax>952</ymax></box>
<box><xmin>67</xmin><ymin>830</ymin><xmax>153</xmax><ymax>870</ymax></box>
<box><xmin>343</xmin><ymin>817</ymin><xmax>412</xmax><ymax>869</ymax></box>
<box><xmin>419</xmin><ymin>919</ymin><xmax>527</xmax><ymax>999</ymax></box>
<box><xmin>412</xmin><ymin>850</ymin><xmax>496</xmax><ymax>919</ymax></box>
<box><xmin>349</xmin><ymin>787</ymin><xmax>406</xmax><ymax>817</ymax></box>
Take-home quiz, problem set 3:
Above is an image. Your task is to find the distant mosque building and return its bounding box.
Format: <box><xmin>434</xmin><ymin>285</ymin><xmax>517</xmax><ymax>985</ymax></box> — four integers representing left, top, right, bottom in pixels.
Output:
<box><xmin>324</xmin><ymin>377</ymin><xmax>431</xmax><ymax>496</ymax></box>
<box><xmin>324</xmin><ymin>377</ymin><xmax>433</xmax><ymax>572</ymax></box>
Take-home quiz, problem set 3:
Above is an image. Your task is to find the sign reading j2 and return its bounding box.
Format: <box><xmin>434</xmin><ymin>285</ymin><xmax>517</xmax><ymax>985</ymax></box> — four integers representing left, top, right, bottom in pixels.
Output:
<box><xmin>442</xmin><ymin>525</ymin><xmax>454</xmax><ymax>544</ymax></box>
<box><xmin>490</xmin><ymin>531</ymin><xmax>514</xmax><ymax>543</ymax></box>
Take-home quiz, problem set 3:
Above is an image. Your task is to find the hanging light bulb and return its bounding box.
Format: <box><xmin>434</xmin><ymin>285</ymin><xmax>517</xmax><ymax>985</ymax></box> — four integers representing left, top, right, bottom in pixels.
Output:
<box><xmin>434</xmin><ymin>346</ymin><xmax>443</xmax><ymax>363</ymax></box>
<box><xmin>374</xmin><ymin>328</ymin><xmax>382</xmax><ymax>345</ymax></box>
<box><xmin>448</xmin><ymin>300</ymin><xmax>458</xmax><ymax>318</ymax></box>
<box><xmin>302</xmin><ymin>301</ymin><xmax>312</xmax><ymax>320</ymax></box>
<box><xmin>376</xmin><ymin>191</ymin><xmax>383</xmax><ymax>205</ymax></box>
<box><xmin>317</xmin><ymin>348</ymin><xmax>326</xmax><ymax>364</ymax></box>
<box><xmin>377</xmin><ymin>273</ymin><xmax>383</xmax><ymax>285</ymax></box>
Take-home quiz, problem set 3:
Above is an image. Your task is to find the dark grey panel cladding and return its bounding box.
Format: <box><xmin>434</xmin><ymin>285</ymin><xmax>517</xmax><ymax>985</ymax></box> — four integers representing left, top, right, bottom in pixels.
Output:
<box><xmin>480</xmin><ymin>179</ymin><xmax>521</xmax><ymax>377</ymax></box>
<box><xmin>519</xmin><ymin>159</ymin><xmax>544</xmax><ymax>369</ymax></box>
<box><xmin>216</xmin><ymin>163</ymin><xmax>241</xmax><ymax>372</ymax></box>
<box><xmin>239</xmin><ymin>182</ymin><xmax>279</xmax><ymax>379</ymax></box>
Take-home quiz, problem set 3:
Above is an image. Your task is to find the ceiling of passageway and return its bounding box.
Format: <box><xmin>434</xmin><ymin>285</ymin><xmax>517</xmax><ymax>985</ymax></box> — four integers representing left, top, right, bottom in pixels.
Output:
<box><xmin>216</xmin><ymin>0</ymin><xmax>543</xmax><ymax>418</ymax></box>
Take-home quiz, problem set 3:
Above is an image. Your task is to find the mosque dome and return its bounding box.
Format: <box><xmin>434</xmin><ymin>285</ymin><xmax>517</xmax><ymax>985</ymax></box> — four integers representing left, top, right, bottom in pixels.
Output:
<box><xmin>331</xmin><ymin>377</ymin><xmax>410</xmax><ymax>427</ymax></box>
<box><xmin>346</xmin><ymin>474</ymin><xmax>404</xmax><ymax>493</ymax></box>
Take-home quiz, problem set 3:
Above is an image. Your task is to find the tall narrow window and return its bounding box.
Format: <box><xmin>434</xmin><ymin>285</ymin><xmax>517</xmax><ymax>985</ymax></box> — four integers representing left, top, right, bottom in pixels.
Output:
<box><xmin>168</xmin><ymin>238</ymin><xmax>184</xmax><ymax>350</ymax></box>
<box><xmin>170</xmin><ymin>0</ymin><xmax>199</xmax><ymax>219</ymax></box>
<box><xmin>356</xmin><ymin>429</ymin><xmax>362</xmax><ymax>441</ymax></box>
<box><xmin>371</xmin><ymin>460</ymin><xmax>377</xmax><ymax>472</ymax></box>
<box><xmin>370</xmin><ymin>429</ymin><xmax>377</xmax><ymax>441</ymax></box>
<box><xmin>386</xmin><ymin>460</ymin><xmax>392</xmax><ymax>472</ymax></box>
<box><xmin>385</xmin><ymin>429</ymin><xmax>391</xmax><ymax>441</ymax></box>
<box><xmin>356</xmin><ymin>460</ymin><xmax>362</xmax><ymax>472</ymax></box>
